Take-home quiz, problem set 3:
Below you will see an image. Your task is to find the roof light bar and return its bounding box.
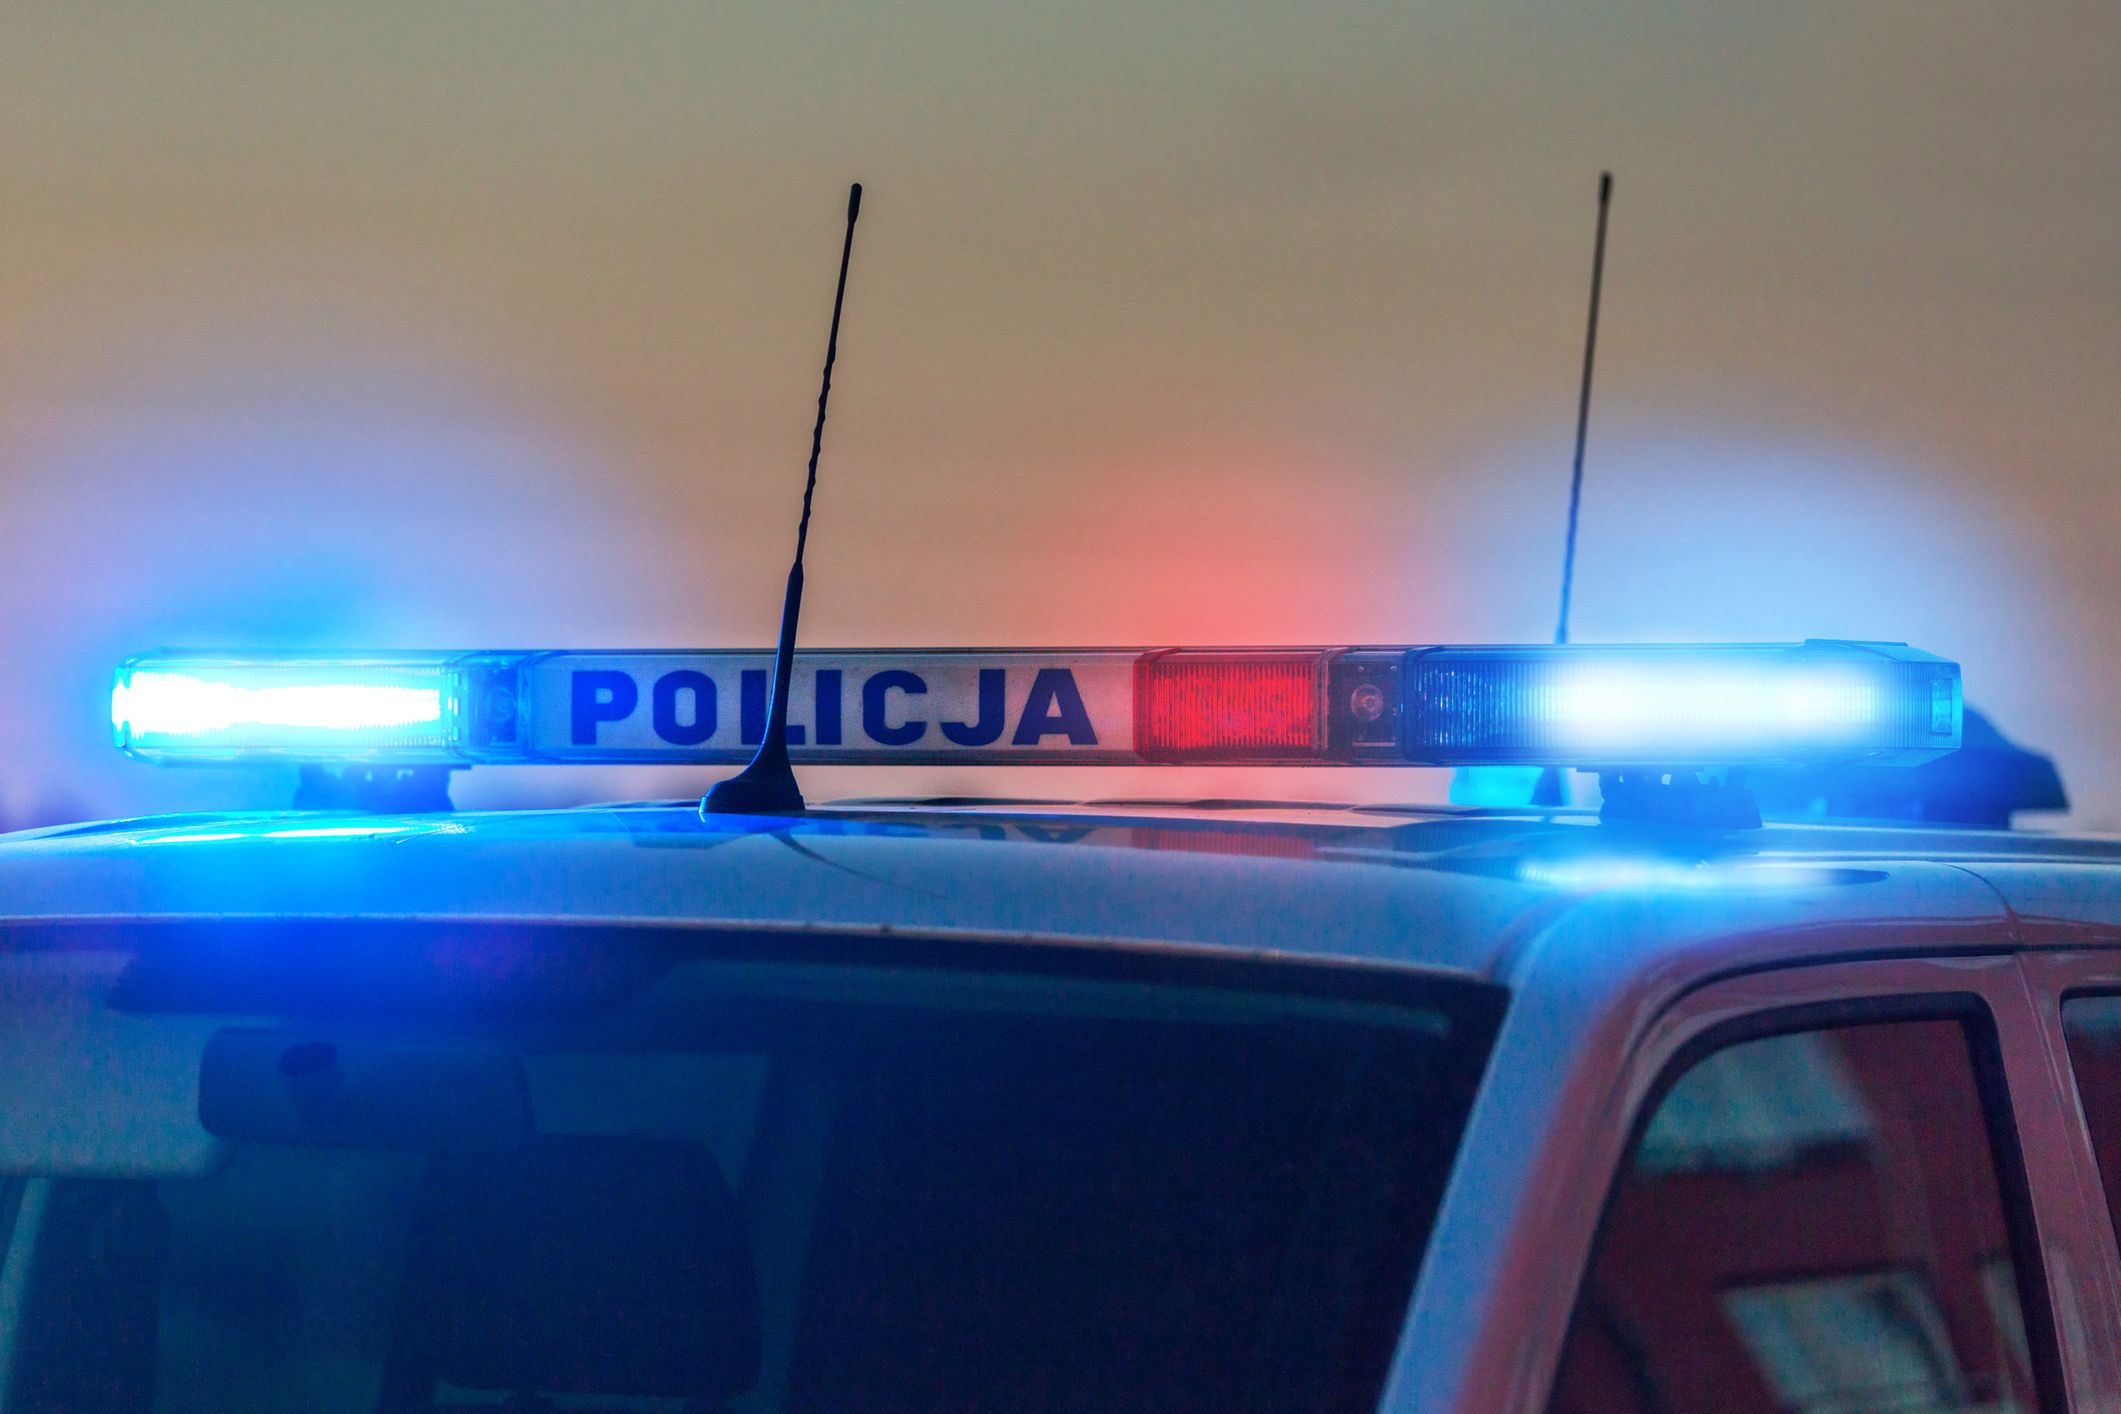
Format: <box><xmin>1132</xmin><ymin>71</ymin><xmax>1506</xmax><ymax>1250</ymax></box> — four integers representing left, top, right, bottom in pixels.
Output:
<box><xmin>112</xmin><ymin>641</ymin><xmax>1960</xmax><ymax>770</ymax></box>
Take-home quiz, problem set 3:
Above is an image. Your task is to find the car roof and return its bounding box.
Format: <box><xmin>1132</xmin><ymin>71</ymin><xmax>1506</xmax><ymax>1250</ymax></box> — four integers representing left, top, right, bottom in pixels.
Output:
<box><xmin>3</xmin><ymin>798</ymin><xmax>2118</xmax><ymax>984</ymax></box>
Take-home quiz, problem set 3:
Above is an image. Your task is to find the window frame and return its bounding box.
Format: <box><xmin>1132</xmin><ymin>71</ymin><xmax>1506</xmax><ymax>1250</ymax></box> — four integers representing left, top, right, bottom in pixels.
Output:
<box><xmin>1504</xmin><ymin>956</ymin><xmax>2089</xmax><ymax>1413</ymax></box>
<box><xmin>2014</xmin><ymin>949</ymin><xmax>2121</xmax><ymax>1411</ymax></box>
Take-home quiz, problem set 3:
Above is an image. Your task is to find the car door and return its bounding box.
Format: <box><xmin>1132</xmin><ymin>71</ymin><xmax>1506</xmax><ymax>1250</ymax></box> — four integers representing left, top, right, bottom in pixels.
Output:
<box><xmin>2016</xmin><ymin>947</ymin><xmax>2121</xmax><ymax>1413</ymax></box>
<box><xmin>1430</xmin><ymin>952</ymin><xmax>2121</xmax><ymax>1413</ymax></box>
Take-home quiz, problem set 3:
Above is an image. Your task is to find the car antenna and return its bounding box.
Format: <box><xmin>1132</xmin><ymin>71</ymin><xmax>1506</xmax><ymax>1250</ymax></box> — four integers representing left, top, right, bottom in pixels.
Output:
<box><xmin>702</xmin><ymin>181</ymin><xmax>864</xmax><ymax>817</ymax></box>
<box><xmin>1534</xmin><ymin>171</ymin><xmax>1611</xmax><ymax>808</ymax></box>
<box><xmin>1555</xmin><ymin>171</ymin><xmax>1611</xmax><ymax>647</ymax></box>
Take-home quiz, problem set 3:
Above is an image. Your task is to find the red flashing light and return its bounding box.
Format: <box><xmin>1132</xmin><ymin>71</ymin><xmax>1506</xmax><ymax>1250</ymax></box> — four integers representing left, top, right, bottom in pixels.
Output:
<box><xmin>1136</xmin><ymin>652</ymin><xmax>1323</xmax><ymax>761</ymax></box>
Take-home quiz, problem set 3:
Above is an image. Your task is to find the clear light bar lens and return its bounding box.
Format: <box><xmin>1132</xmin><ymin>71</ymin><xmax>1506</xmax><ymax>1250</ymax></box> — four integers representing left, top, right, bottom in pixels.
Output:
<box><xmin>113</xmin><ymin>657</ymin><xmax>460</xmax><ymax>763</ymax></box>
<box><xmin>108</xmin><ymin>641</ymin><xmax>1961</xmax><ymax>770</ymax></box>
<box><xmin>1404</xmin><ymin>644</ymin><xmax>1959</xmax><ymax>767</ymax></box>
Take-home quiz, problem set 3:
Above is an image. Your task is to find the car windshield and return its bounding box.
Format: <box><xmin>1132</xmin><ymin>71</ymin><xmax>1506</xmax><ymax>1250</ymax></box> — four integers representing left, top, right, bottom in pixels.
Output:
<box><xmin>0</xmin><ymin>920</ymin><xmax>1498</xmax><ymax>1414</ymax></box>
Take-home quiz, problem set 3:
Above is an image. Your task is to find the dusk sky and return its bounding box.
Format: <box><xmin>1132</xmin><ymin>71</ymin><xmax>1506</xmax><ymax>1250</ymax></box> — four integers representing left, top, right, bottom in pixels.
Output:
<box><xmin>1</xmin><ymin>4</ymin><xmax>2115</xmax><ymax>823</ymax></box>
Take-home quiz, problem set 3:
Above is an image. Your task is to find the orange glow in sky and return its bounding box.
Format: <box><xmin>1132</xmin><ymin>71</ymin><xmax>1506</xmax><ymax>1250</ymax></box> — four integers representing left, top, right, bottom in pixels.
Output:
<box><xmin>0</xmin><ymin>5</ymin><xmax>2114</xmax><ymax>825</ymax></box>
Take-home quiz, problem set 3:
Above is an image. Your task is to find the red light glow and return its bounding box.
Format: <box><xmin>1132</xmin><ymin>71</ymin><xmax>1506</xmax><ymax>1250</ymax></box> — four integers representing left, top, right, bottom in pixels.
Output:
<box><xmin>1136</xmin><ymin>653</ymin><xmax>1322</xmax><ymax>761</ymax></box>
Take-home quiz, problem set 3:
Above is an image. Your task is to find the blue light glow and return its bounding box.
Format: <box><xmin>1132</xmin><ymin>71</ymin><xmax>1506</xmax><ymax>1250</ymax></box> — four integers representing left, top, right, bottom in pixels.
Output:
<box><xmin>113</xmin><ymin>656</ymin><xmax>459</xmax><ymax>762</ymax></box>
<box><xmin>137</xmin><ymin>821</ymin><xmax>455</xmax><ymax>844</ymax></box>
<box><xmin>1448</xmin><ymin>765</ymin><xmax>1547</xmax><ymax>807</ymax></box>
<box><xmin>117</xmin><ymin>673</ymin><xmax>441</xmax><ymax>736</ymax></box>
<box><xmin>256</xmin><ymin>823</ymin><xmax>436</xmax><ymax>839</ymax></box>
<box><xmin>1516</xmin><ymin>857</ymin><xmax>1849</xmax><ymax>892</ymax></box>
<box><xmin>1406</xmin><ymin>643</ymin><xmax>1959</xmax><ymax>767</ymax></box>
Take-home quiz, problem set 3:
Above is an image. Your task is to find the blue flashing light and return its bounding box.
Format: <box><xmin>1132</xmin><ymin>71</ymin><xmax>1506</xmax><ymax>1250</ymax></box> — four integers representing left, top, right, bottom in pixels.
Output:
<box><xmin>1404</xmin><ymin>642</ymin><xmax>1959</xmax><ymax>769</ymax></box>
<box><xmin>113</xmin><ymin>655</ymin><xmax>460</xmax><ymax>764</ymax></box>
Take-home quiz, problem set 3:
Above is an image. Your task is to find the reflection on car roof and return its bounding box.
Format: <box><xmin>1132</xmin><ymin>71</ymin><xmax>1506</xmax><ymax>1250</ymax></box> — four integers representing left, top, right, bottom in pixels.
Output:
<box><xmin>3</xmin><ymin>799</ymin><xmax>2119</xmax><ymax>982</ymax></box>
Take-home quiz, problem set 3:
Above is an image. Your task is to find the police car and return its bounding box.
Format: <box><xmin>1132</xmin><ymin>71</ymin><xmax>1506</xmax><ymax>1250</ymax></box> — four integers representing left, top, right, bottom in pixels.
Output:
<box><xmin>4</xmin><ymin>638</ymin><xmax>2119</xmax><ymax>1412</ymax></box>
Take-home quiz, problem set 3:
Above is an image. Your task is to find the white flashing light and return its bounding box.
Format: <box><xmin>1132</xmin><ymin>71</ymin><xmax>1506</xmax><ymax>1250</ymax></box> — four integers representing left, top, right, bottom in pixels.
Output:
<box><xmin>111</xmin><ymin>641</ymin><xmax>1961</xmax><ymax>770</ymax></box>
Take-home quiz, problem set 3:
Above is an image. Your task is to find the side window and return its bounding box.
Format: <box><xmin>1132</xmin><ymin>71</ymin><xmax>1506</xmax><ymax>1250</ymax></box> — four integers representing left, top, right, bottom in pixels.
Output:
<box><xmin>2061</xmin><ymin>994</ymin><xmax>2121</xmax><ymax>1242</ymax></box>
<box><xmin>1550</xmin><ymin>1016</ymin><xmax>2046</xmax><ymax>1413</ymax></box>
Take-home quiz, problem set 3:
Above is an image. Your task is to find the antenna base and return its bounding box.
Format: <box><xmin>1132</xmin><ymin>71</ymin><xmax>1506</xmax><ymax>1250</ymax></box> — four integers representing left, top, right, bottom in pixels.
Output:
<box><xmin>1598</xmin><ymin>770</ymin><xmax>1760</xmax><ymax>830</ymax></box>
<box><xmin>295</xmin><ymin>765</ymin><xmax>456</xmax><ymax>814</ymax></box>
<box><xmin>1530</xmin><ymin>765</ymin><xmax>1571</xmax><ymax>807</ymax></box>
<box><xmin>700</xmin><ymin>757</ymin><xmax>806</xmax><ymax>818</ymax></box>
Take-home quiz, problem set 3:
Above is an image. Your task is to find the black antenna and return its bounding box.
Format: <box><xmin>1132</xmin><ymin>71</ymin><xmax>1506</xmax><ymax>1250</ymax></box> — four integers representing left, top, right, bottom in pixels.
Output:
<box><xmin>703</xmin><ymin>181</ymin><xmax>863</xmax><ymax>817</ymax></box>
<box><xmin>1533</xmin><ymin>171</ymin><xmax>1611</xmax><ymax>811</ymax></box>
<box><xmin>1554</xmin><ymin>171</ymin><xmax>1611</xmax><ymax>646</ymax></box>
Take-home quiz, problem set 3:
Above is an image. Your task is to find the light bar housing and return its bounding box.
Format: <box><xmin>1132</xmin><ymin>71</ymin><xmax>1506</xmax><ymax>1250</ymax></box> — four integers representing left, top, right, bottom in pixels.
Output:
<box><xmin>113</xmin><ymin>641</ymin><xmax>1961</xmax><ymax>770</ymax></box>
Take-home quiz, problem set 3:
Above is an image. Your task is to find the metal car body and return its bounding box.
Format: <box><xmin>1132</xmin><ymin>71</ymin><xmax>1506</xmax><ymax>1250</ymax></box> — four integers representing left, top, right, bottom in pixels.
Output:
<box><xmin>4</xmin><ymin>796</ymin><xmax>2118</xmax><ymax>1410</ymax></box>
